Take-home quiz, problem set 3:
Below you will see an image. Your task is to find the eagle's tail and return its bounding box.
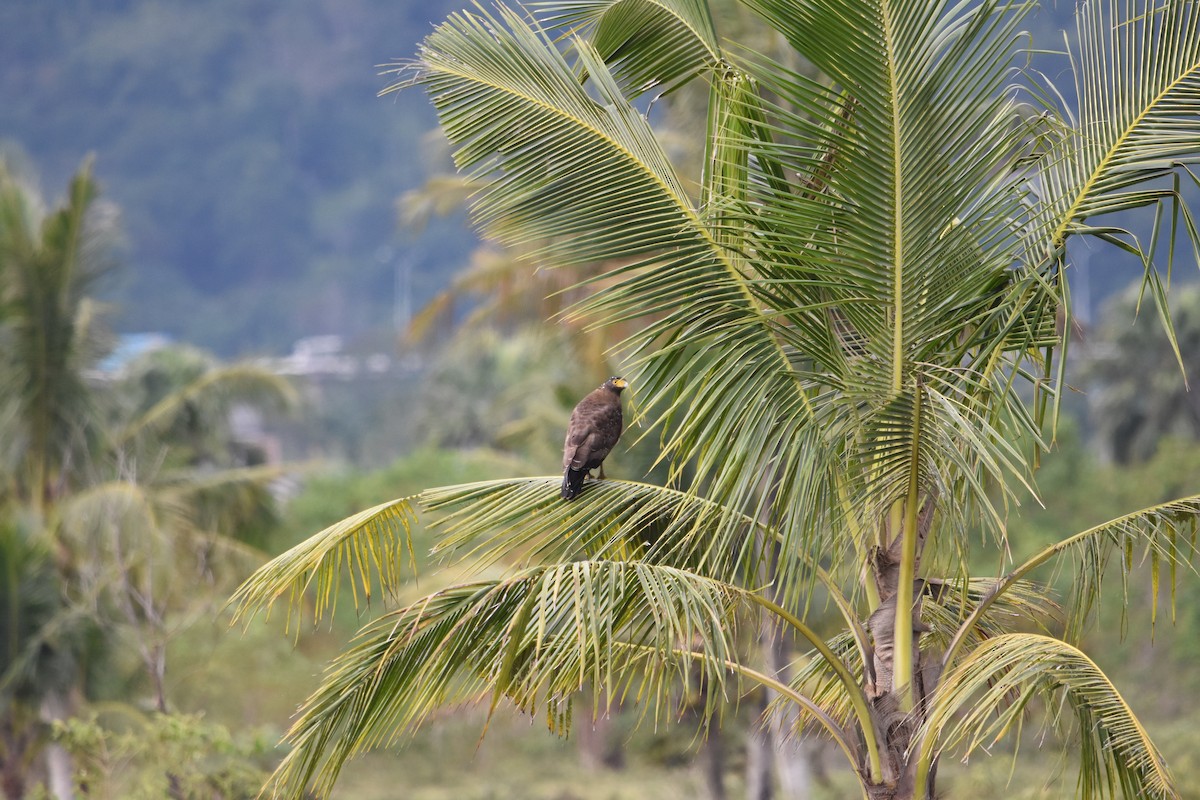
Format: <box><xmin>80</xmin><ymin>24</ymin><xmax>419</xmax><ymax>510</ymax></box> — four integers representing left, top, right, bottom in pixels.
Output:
<box><xmin>561</xmin><ymin>468</ymin><xmax>586</xmax><ymax>501</ymax></box>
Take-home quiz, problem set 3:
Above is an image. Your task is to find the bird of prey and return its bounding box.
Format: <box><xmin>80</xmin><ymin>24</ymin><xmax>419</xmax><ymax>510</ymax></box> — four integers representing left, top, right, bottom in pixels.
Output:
<box><xmin>561</xmin><ymin>377</ymin><xmax>627</xmax><ymax>501</ymax></box>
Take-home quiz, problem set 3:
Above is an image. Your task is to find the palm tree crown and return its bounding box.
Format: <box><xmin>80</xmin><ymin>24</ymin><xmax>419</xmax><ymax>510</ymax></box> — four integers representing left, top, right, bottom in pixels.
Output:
<box><xmin>236</xmin><ymin>1</ymin><xmax>1200</xmax><ymax>798</ymax></box>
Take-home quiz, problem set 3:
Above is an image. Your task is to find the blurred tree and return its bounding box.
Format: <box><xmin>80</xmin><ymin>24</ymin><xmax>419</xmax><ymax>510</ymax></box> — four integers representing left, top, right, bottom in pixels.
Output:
<box><xmin>0</xmin><ymin>159</ymin><xmax>297</xmax><ymax>798</ymax></box>
<box><xmin>0</xmin><ymin>519</ymin><xmax>81</xmax><ymax>800</ymax></box>
<box><xmin>1083</xmin><ymin>282</ymin><xmax>1200</xmax><ymax>464</ymax></box>
<box><xmin>0</xmin><ymin>158</ymin><xmax>116</xmax><ymax>514</ymax></box>
<box><xmin>0</xmin><ymin>157</ymin><xmax>117</xmax><ymax>799</ymax></box>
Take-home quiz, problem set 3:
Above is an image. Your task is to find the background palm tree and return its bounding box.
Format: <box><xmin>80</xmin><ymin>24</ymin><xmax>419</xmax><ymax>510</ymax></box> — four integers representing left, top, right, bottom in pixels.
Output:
<box><xmin>0</xmin><ymin>158</ymin><xmax>299</xmax><ymax>798</ymax></box>
<box><xmin>235</xmin><ymin>1</ymin><xmax>1200</xmax><ymax>798</ymax></box>
<box><xmin>0</xmin><ymin>158</ymin><xmax>116</xmax><ymax>514</ymax></box>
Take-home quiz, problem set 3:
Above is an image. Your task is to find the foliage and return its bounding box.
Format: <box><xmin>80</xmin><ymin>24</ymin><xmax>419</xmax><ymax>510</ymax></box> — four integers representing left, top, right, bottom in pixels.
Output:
<box><xmin>0</xmin><ymin>157</ymin><xmax>117</xmax><ymax>510</ymax></box>
<box><xmin>0</xmin><ymin>159</ymin><xmax>302</xmax><ymax>796</ymax></box>
<box><xmin>1083</xmin><ymin>283</ymin><xmax>1200</xmax><ymax>464</ymax></box>
<box><xmin>411</xmin><ymin>328</ymin><xmax>581</xmax><ymax>456</ymax></box>
<box><xmin>0</xmin><ymin>0</ymin><xmax>483</xmax><ymax>355</ymax></box>
<box><xmin>234</xmin><ymin>0</ymin><xmax>1200</xmax><ymax>798</ymax></box>
<box><xmin>52</xmin><ymin>711</ymin><xmax>271</xmax><ymax>800</ymax></box>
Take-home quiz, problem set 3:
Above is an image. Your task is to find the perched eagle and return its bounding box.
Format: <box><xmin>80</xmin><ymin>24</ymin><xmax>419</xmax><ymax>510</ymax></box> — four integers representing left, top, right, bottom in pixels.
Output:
<box><xmin>561</xmin><ymin>377</ymin><xmax>627</xmax><ymax>501</ymax></box>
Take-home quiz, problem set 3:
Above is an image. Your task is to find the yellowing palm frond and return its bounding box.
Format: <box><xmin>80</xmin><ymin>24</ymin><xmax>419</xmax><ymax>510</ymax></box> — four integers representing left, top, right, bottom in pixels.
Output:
<box><xmin>229</xmin><ymin>497</ymin><xmax>417</xmax><ymax>631</ymax></box>
<box><xmin>918</xmin><ymin>633</ymin><xmax>1174</xmax><ymax>800</ymax></box>
<box><xmin>262</xmin><ymin>562</ymin><xmax>746</xmax><ymax>798</ymax></box>
<box><xmin>945</xmin><ymin>494</ymin><xmax>1200</xmax><ymax>667</ymax></box>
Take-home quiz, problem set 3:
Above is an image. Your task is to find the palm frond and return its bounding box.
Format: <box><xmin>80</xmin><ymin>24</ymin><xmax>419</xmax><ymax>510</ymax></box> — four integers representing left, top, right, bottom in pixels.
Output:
<box><xmin>773</xmin><ymin>630</ymin><xmax>864</xmax><ymax>736</ymax></box>
<box><xmin>918</xmin><ymin>633</ymin><xmax>1176</xmax><ymax>799</ymax></box>
<box><xmin>55</xmin><ymin>481</ymin><xmax>159</xmax><ymax>554</ymax></box>
<box><xmin>116</xmin><ymin>363</ymin><xmax>297</xmax><ymax>448</ymax></box>
<box><xmin>944</xmin><ymin>494</ymin><xmax>1200</xmax><ymax>667</ymax></box>
<box><xmin>400</xmin><ymin>4</ymin><xmax>831</xmax><ymax>563</ymax></box>
<box><xmin>262</xmin><ymin>561</ymin><xmax>748</xmax><ymax>798</ymax></box>
<box><xmin>1041</xmin><ymin>0</ymin><xmax>1200</xmax><ymax>248</ymax></box>
<box><xmin>229</xmin><ymin>497</ymin><xmax>417</xmax><ymax>631</ymax></box>
<box><xmin>400</xmin><ymin>4</ymin><xmax>698</xmax><ymax>269</ymax></box>
<box><xmin>1028</xmin><ymin>0</ymin><xmax>1200</xmax><ymax>386</ymax></box>
<box><xmin>740</xmin><ymin>0</ymin><xmax>1036</xmax><ymax>383</ymax></box>
<box><xmin>422</xmin><ymin>477</ymin><xmax>869</xmax><ymax>652</ymax></box>
<box><xmin>424</xmin><ymin>476</ymin><xmax>761</xmax><ymax>579</ymax></box>
<box><xmin>535</xmin><ymin>0</ymin><xmax>720</xmax><ymax>96</ymax></box>
<box><xmin>152</xmin><ymin>462</ymin><xmax>287</xmax><ymax>539</ymax></box>
<box><xmin>777</xmin><ymin>577</ymin><xmax>1056</xmax><ymax>738</ymax></box>
<box><xmin>921</xmin><ymin>577</ymin><xmax>1059</xmax><ymax>658</ymax></box>
<box><xmin>698</xmin><ymin>0</ymin><xmax>1056</xmax><ymax>552</ymax></box>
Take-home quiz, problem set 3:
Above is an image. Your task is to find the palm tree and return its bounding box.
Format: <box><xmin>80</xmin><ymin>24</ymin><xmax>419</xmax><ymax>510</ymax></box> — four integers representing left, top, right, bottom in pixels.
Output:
<box><xmin>0</xmin><ymin>518</ymin><xmax>79</xmax><ymax>800</ymax></box>
<box><xmin>0</xmin><ymin>156</ymin><xmax>118</xmax><ymax>800</ymax></box>
<box><xmin>234</xmin><ymin>1</ymin><xmax>1200</xmax><ymax>798</ymax></box>
<box><xmin>0</xmin><ymin>158</ymin><xmax>116</xmax><ymax>515</ymax></box>
<box><xmin>0</xmin><ymin>160</ymin><xmax>299</xmax><ymax>798</ymax></box>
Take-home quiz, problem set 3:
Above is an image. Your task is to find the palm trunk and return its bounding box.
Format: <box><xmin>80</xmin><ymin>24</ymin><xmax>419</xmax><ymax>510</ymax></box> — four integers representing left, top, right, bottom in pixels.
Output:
<box><xmin>861</xmin><ymin>494</ymin><xmax>938</xmax><ymax>800</ymax></box>
<box><xmin>39</xmin><ymin>690</ymin><xmax>73</xmax><ymax>800</ymax></box>
<box><xmin>744</xmin><ymin>695</ymin><xmax>772</xmax><ymax>800</ymax></box>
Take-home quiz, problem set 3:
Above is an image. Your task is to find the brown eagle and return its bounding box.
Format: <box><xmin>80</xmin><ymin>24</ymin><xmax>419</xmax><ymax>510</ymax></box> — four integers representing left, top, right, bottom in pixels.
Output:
<box><xmin>561</xmin><ymin>377</ymin><xmax>627</xmax><ymax>501</ymax></box>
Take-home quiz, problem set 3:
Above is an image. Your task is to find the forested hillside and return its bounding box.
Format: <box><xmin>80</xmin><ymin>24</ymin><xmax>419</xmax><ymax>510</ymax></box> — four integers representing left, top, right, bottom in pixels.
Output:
<box><xmin>0</xmin><ymin>0</ymin><xmax>471</xmax><ymax>354</ymax></box>
<box><xmin>1</xmin><ymin>0</ymin><xmax>1155</xmax><ymax>358</ymax></box>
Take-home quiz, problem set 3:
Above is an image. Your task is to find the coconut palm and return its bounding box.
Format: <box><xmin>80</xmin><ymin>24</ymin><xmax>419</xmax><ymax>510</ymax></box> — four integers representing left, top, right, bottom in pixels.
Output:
<box><xmin>0</xmin><ymin>160</ymin><xmax>299</xmax><ymax>797</ymax></box>
<box><xmin>234</xmin><ymin>1</ymin><xmax>1200</xmax><ymax>798</ymax></box>
<box><xmin>0</xmin><ymin>158</ymin><xmax>116</xmax><ymax>514</ymax></box>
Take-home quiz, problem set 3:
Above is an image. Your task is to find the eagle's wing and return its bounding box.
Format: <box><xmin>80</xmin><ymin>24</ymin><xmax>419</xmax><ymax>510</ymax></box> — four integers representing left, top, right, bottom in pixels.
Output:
<box><xmin>563</xmin><ymin>397</ymin><xmax>622</xmax><ymax>471</ymax></box>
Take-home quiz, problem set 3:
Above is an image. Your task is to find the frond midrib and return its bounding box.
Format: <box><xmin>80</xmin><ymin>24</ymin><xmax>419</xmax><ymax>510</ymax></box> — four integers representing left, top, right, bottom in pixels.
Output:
<box><xmin>880</xmin><ymin>0</ymin><xmax>906</xmax><ymax>393</ymax></box>
<box><xmin>1049</xmin><ymin>54</ymin><xmax>1200</xmax><ymax>249</ymax></box>
<box><xmin>641</xmin><ymin>0</ymin><xmax>720</xmax><ymax>65</ymax></box>
<box><xmin>431</xmin><ymin>48</ymin><xmax>810</xmax><ymax>416</ymax></box>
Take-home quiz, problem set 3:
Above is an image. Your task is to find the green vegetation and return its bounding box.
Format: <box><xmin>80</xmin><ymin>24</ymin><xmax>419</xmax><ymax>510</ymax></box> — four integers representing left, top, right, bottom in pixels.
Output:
<box><xmin>0</xmin><ymin>0</ymin><xmax>474</xmax><ymax>354</ymax></box>
<box><xmin>4</xmin><ymin>1</ymin><xmax>1200</xmax><ymax>799</ymax></box>
<box><xmin>0</xmin><ymin>159</ymin><xmax>297</xmax><ymax>798</ymax></box>
<box><xmin>235</xmin><ymin>1</ymin><xmax>1200</xmax><ymax>799</ymax></box>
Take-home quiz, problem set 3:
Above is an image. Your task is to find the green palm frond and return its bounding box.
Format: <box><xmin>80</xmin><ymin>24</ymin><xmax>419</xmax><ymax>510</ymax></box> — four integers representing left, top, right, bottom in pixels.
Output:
<box><xmin>945</xmin><ymin>495</ymin><xmax>1200</xmax><ymax>667</ymax></box>
<box><xmin>422</xmin><ymin>477</ymin><xmax>869</xmax><ymax>647</ymax></box>
<box><xmin>1041</xmin><ymin>0</ymin><xmax>1200</xmax><ymax>248</ymax></box>
<box><xmin>229</xmin><ymin>497</ymin><xmax>417</xmax><ymax>630</ymax></box>
<box><xmin>399</xmin><ymin>4</ymin><xmax>833</xmax><ymax>557</ymax></box>
<box><xmin>1029</xmin><ymin>0</ymin><xmax>1200</xmax><ymax>383</ymax></box>
<box><xmin>917</xmin><ymin>633</ymin><xmax>1175</xmax><ymax>799</ymax></box>
<box><xmin>740</xmin><ymin>0</ymin><xmax>1036</xmax><ymax>376</ymax></box>
<box><xmin>263</xmin><ymin>561</ymin><xmax>748</xmax><ymax>798</ymax></box>
<box><xmin>697</xmin><ymin>0</ymin><xmax>1054</xmax><ymax>547</ymax></box>
<box><xmin>423</xmin><ymin>477</ymin><xmax>754</xmax><ymax>574</ymax></box>
<box><xmin>777</xmin><ymin>577</ymin><xmax>1055</xmax><ymax>736</ymax></box>
<box><xmin>400</xmin><ymin>4</ymin><xmax>699</xmax><ymax>269</ymax></box>
<box><xmin>921</xmin><ymin>577</ymin><xmax>1059</xmax><ymax>658</ymax></box>
<box><xmin>535</xmin><ymin>0</ymin><xmax>720</xmax><ymax>95</ymax></box>
<box><xmin>232</xmin><ymin>474</ymin><xmax>867</xmax><ymax>644</ymax></box>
